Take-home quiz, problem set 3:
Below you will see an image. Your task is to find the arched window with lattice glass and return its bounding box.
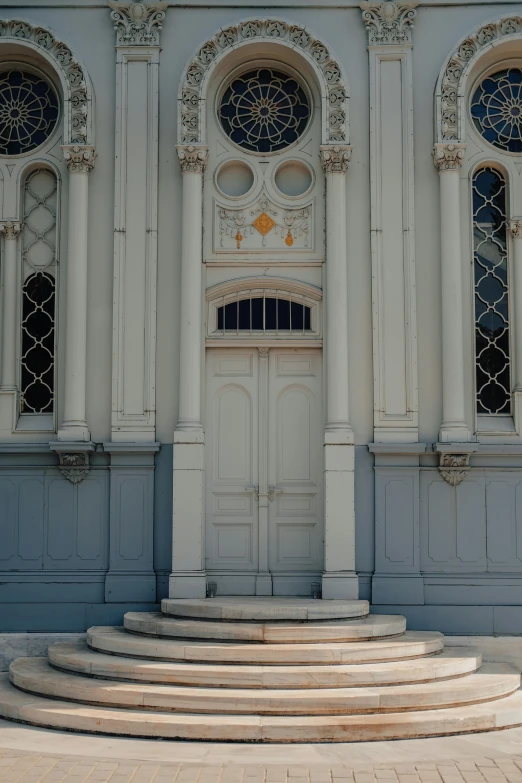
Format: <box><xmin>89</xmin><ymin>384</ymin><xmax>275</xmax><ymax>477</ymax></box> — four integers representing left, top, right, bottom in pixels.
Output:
<box><xmin>20</xmin><ymin>168</ymin><xmax>58</xmax><ymax>416</ymax></box>
<box><xmin>472</xmin><ymin>166</ymin><xmax>511</xmax><ymax>416</ymax></box>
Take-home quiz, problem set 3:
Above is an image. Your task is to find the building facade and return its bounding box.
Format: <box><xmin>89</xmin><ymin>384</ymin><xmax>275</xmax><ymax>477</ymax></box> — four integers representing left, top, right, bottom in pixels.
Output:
<box><xmin>1</xmin><ymin>0</ymin><xmax>522</xmax><ymax>636</ymax></box>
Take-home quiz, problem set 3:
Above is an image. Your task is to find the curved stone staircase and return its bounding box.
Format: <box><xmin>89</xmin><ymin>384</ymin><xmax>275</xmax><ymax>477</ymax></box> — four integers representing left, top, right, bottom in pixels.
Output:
<box><xmin>0</xmin><ymin>597</ymin><xmax>521</xmax><ymax>742</ymax></box>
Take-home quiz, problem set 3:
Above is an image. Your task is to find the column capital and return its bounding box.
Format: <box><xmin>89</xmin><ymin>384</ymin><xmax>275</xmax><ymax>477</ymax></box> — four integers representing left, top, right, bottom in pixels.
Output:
<box><xmin>62</xmin><ymin>145</ymin><xmax>97</xmax><ymax>173</ymax></box>
<box><xmin>359</xmin><ymin>0</ymin><xmax>419</xmax><ymax>45</ymax></box>
<box><xmin>109</xmin><ymin>1</ymin><xmax>167</xmax><ymax>46</ymax></box>
<box><xmin>176</xmin><ymin>145</ymin><xmax>209</xmax><ymax>174</ymax></box>
<box><xmin>0</xmin><ymin>221</ymin><xmax>21</xmax><ymax>240</ymax></box>
<box><xmin>510</xmin><ymin>219</ymin><xmax>522</xmax><ymax>239</ymax></box>
<box><xmin>320</xmin><ymin>145</ymin><xmax>352</xmax><ymax>174</ymax></box>
<box><xmin>432</xmin><ymin>143</ymin><xmax>466</xmax><ymax>172</ymax></box>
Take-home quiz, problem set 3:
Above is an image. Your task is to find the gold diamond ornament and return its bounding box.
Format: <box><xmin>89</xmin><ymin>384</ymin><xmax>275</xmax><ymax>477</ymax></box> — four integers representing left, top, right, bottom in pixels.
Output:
<box><xmin>253</xmin><ymin>212</ymin><xmax>276</xmax><ymax>236</ymax></box>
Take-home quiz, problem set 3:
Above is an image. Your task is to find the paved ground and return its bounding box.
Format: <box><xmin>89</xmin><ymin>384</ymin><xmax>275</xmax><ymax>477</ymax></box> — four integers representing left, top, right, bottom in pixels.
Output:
<box><xmin>3</xmin><ymin>749</ymin><xmax>522</xmax><ymax>783</ymax></box>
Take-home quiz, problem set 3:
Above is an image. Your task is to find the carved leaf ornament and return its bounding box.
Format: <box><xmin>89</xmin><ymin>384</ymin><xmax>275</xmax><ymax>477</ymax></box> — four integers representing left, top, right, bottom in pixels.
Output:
<box><xmin>179</xmin><ymin>19</ymin><xmax>348</xmax><ymax>145</ymax></box>
<box><xmin>359</xmin><ymin>0</ymin><xmax>418</xmax><ymax>45</ymax></box>
<box><xmin>0</xmin><ymin>19</ymin><xmax>91</xmax><ymax>145</ymax></box>
<box><xmin>438</xmin><ymin>16</ymin><xmax>522</xmax><ymax>142</ymax></box>
<box><xmin>109</xmin><ymin>1</ymin><xmax>168</xmax><ymax>46</ymax></box>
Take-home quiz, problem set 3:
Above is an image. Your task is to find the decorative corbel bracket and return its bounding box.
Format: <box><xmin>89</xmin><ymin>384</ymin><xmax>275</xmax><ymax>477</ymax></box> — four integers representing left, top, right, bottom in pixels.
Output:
<box><xmin>50</xmin><ymin>441</ymin><xmax>95</xmax><ymax>485</ymax></box>
<box><xmin>435</xmin><ymin>443</ymin><xmax>479</xmax><ymax>487</ymax></box>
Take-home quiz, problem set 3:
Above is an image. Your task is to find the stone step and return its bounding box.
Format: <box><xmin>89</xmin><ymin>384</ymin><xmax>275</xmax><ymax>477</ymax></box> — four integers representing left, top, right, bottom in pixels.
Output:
<box><xmin>12</xmin><ymin>658</ymin><xmax>517</xmax><ymax>715</ymax></box>
<box><xmin>161</xmin><ymin>597</ymin><xmax>369</xmax><ymax>621</ymax></box>
<box><xmin>1</xmin><ymin>673</ymin><xmax>522</xmax><ymax>742</ymax></box>
<box><xmin>88</xmin><ymin>626</ymin><xmax>444</xmax><ymax>664</ymax></box>
<box><xmin>49</xmin><ymin>642</ymin><xmax>481</xmax><ymax>689</ymax></box>
<box><xmin>123</xmin><ymin>612</ymin><xmax>406</xmax><ymax>643</ymax></box>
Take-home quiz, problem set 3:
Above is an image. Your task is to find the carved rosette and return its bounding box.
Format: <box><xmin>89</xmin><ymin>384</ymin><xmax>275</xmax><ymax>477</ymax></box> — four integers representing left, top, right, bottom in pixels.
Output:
<box><xmin>109</xmin><ymin>1</ymin><xmax>168</xmax><ymax>46</ymax></box>
<box><xmin>176</xmin><ymin>145</ymin><xmax>209</xmax><ymax>174</ymax></box>
<box><xmin>439</xmin><ymin>453</ymin><xmax>472</xmax><ymax>487</ymax></box>
<box><xmin>432</xmin><ymin>143</ymin><xmax>466</xmax><ymax>172</ymax></box>
<box><xmin>320</xmin><ymin>145</ymin><xmax>352</xmax><ymax>174</ymax></box>
<box><xmin>180</xmin><ymin>20</ymin><xmax>348</xmax><ymax>145</ymax></box>
<box><xmin>0</xmin><ymin>20</ymin><xmax>90</xmax><ymax>145</ymax></box>
<box><xmin>57</xmin><ymin>452</ymin><xmax>90</xmax><ymax>484</ymax></box>
<box><xmin>0</xmin><ymin>221</ymin><xmax>22</xmax><ymax>240</ymax></box>
<box><xmin>62</xmin><ymin>145</ymin><xmax>97</xmax><ymax>173</ymax></box>
<box><xmin>509</xmin><ymin>220</ymin><xmax>522</xmax><ymax>239</ymax></box>
<box><xmin>438</xmin><ymin>16</ymin><xmax>522</xmax><ymax>141</ymax></box>
<box><xmin>359</xmin><ymin>0</ymin><xmax>419</xmax><ymax>45</ymax></box>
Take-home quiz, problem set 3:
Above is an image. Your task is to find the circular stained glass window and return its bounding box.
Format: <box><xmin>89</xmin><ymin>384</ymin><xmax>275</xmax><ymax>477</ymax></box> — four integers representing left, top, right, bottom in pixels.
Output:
<box><xmin>219</xmin><ymin>67</ymin><xmax>311</xmax><ymax>154</ymax></box>
<box><xmin>471</xmin><ymin>68</ymin><xmax>522</xmax><ymax>154</ymax></box>
<box><xmin>0</xmin><ymin>69</ymin><xmax>59</xmax><ymax>156</ymax></box>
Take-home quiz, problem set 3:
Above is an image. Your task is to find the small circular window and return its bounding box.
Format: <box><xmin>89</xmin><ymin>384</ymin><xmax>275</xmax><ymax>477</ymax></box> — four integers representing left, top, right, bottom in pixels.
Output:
<box><xmin>471</xmin><ymin>67</ymin><xmax>522</xmax><ymax>154</ymax></box>
<box><xmin>219</xmin><ymin>67</ymin><xmax>311</xmax><ymax>154</ymax></box>
<box><xmin>0</xmin><ymin>69</ymin><xmax>59</xmax><ymax>156</ymax></box>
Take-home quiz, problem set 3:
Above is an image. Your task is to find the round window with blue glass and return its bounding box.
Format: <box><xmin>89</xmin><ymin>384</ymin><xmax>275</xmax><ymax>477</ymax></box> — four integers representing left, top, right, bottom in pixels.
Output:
<box><xmin>0</xmin><ymin>69</ymin><xmax>59</xmax><ymax>156</ymax></box>
<box><xmin>219</xmin><ymin>67</ymin><xmax>311</xmax><ymax>154</ymax></box>
<box><xmin>471</xmin><ymin>67</ymin><xmax>522</xmax><ymax>154</ymax></box>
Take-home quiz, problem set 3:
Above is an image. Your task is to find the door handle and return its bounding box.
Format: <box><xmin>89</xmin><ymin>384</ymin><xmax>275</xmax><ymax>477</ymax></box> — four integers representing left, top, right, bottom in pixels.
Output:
<box><xmin>245</xmin><ymin>484</ymin><xmax>259</xmax><ymax>501</ymax></box>
<box><xmin>268</xmin><ymin>485</ymin><xmax>284</xmax><ymax>502</ymax></box>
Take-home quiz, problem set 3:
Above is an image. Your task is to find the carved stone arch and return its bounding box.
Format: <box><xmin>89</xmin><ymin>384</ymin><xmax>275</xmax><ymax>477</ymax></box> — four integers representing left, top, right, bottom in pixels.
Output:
<box><xmin>435</xmin><ymin>15</ymin><xmax>522</xmax><ymax>143</ymax></box>
<box><xmin>178</xmin><ymin>17</ymin><xmax>349</xmax><ymax>146</ymax></box>
<box><xmin>0</xmin><ymin>18</ymin><xmax>94</xmax><ymax>145</ymax></box>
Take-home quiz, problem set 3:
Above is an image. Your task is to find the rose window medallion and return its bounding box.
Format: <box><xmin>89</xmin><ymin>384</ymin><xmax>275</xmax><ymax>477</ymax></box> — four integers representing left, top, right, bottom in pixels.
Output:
<box><xmin>219</xmin><ymin>68</ymin><xmax>310</xmax><ymax>154</ymax></box>
<box><xmin>471</xmin><ymin>68</ymin><xmax>522</xmax><ymax>154</ymax></box>
<box><xmin>0</xmin><ymin>69</ymin><xmax>59</xmax><ymax>156</ymax></box>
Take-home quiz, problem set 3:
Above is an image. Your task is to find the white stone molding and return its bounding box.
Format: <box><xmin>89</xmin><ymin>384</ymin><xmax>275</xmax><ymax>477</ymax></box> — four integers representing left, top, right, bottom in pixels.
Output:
<box><xmin>319</xmin><ymin>144</ymin><xmax>357</xmax><ymax>600</ymax></box>
<box><xmin>57</xmin><ymin>145</ymin><xmax>96</xmax><ymax>443</ymax></box>
<box><xmin>432</xmin><ymin>143</ymin><xmax>466</xmax><ymax>172</ymax></box>
<box><xmin>435</xmin><ymin>444</ymin><xmax>479</xmax><ymax>487</ymax></box>
<box><xmin>0</xmin><ymin>222</ymin><xmax>22</xmax><ymax>392</ymax></box>
<box><xmin>178</xmin><ymin>19</ymin><xmax>349</xmax><ymax>146</ymax></box>
<box><xmin>359</xmin><ymin>0</ymin><xmax>419</xmax><ymax>46</ymax></box>
<box><xmin>111</xmin><ymin>43</ymin><xmax>161</xmax><ymax>442</ymax></box>
<box><xmin>510</xmin><ymin>220</ymin><xmax>522</xmax><ymax>395</ymax></box>
<box><xmin>256</xmin><ymin>347</ymin><xmax>272</xmax><ymax>596</ymax></box>
<box><xmin>109</xmin><ymin>1</ymin><xmax>167</xmax><ymax>46</ymax></box>
<box><xmin>50</xmin><ymin>442</ymin><xmax>95</xmax><ymax>485</ymax></box>
<box><xmin>435</xmin><ymin>16</ymin><xmax>522</xmax><ymax>143</ymax></box>
<box><xmin>0</xmin><ymin>19</ymin><xmax>94</xmax><ymax>145</ymax></box>
<box><xmin>177</xmin><ymin>145</ymin><xmax>208</xmax><ymax>174</ymax></box>
<box><xmin>433</xmin><ymin>144</ymin><xmax>470</xmax><ymax>443</ymax></box>
<box><xmin>366</xmin><ymin>38</ymin><xmax>418</xmax><ymax>441</ymax></box>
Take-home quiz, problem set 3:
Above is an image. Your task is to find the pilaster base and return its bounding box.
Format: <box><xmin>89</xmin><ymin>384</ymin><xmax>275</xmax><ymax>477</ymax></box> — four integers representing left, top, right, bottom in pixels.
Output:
<box><xmin>56</xmin><ymin>423</ymin><xmax>91</xmax><ymax>443</ymax></box>
<box><xmin>321</xmin><ymin>572</ymin><xmax>359</xmax><ymax>599</ymax></box>
<box><xmin>169</xmin><ymin>571</ymin><xmax>208</xmax><ymax>599</ymax></box>
<box><xmin>439</xmin><ymin>423</ymin><xmax>471</xmax><ymax>443</ymax></box>
<box><xmin>0</xmin><ymin>389</ymin><xmax>17</xmax><ymax>435</ymax></box>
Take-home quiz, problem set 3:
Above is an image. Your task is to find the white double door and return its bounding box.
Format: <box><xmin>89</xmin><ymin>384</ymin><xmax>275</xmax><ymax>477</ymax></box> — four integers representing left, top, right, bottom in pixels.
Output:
<box><xmin>205</xmin><ymin>347</ymin><xmax>324</xmax><ymax>595</ymax></box>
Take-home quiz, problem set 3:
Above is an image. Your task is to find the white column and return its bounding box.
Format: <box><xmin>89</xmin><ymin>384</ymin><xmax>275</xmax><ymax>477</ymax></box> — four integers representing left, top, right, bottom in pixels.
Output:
<box><xmin>510</xmin><ymin>220</ymin><xmax>522</xmax><ymax>393</ymax></box>
<box><xmin>56</xmin><ymin>146</ymin><xmax>95</xmax><ymax>443</ymax></box>
<box><xmin>320</xmin><ymin>146</ymin><xmax>358</xmax><ymax>600</ymax></box>
<box><xmin>0</xmin><ymin>222</ymin><xmax>21</xmax><ymax>390</ymax></box>
<box><xmin>170</xmin><ymin>145</ymin><xmax>208</xmax><ymax>599</ymax></box>
<box><xmin>433</xmin><ymin>143</ymin><xmax>470</xmax><ymax>443</ymax></box>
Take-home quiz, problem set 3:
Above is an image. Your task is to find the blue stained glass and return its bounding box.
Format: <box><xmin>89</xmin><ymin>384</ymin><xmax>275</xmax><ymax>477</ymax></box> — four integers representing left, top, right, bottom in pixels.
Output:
<box><xmin>0</xmin><ymin>69</ymin><xmax>59</xmax><ymax>156</ymax></box>
<box><xmin>219</xmin><ymin>68</ymin><xmax>310</xmax><ymax>153</ymax></box>
<box><xmin>471</xmin><ymin>68</ymin><xmax>522</xmax><ymax>154</ymax></box>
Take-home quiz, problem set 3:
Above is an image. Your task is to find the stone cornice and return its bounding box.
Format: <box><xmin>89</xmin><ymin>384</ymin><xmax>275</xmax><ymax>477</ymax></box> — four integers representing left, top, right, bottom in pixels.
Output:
<box><xmin>432</xmin><ymin>143</ymin><xmax>466</xmax><ymax>172</ymax></box>
<box><xmin>0</xmin><ymin>221</ymin><xmax>21</xmax><ymax>240</ymax></box>
<box><xmin>176</xmin><ymin>145</ymin><xmax>209</xmax><ymax>174</ymax></box>
<box><xmin>62</xmin><ymin>145</ymin><xmax>97</xmax><ymax>173</ymax></box>
<box><xmin>320</xmin><ymin>145</ymin><xmax>352</xmax><ymax>174</ymax></box>
<box><xmin>359</xmin><ymin>0</ymin><xmax>419</xmax><ymax>45</ymax></box>
<box><xmin>109</xmin><ymin>1</ymin><xmax>168</xmax><ymax>46</ymax></box>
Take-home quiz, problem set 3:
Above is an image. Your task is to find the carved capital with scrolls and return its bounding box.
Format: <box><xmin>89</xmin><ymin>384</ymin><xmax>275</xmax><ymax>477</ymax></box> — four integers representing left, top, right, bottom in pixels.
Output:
<box><xmin>432</xmin><ymin>143</ymin><xmax>466</xmax><ymax>173</ymax></box>
<box><xmin>176</xmin><ymin>145</ymin><xmax>209</xmax><ymax>174</ymax></box>
<box><xmin>57</xmin><ymin>452</ymin><xmax>90</xmax><ymax>484</ymax></box>
<box><xmin>0</xmin><ymin>221</ymin><xmax>22</xmax><ymax>240</ymax></box>
<box><xmin>438</xmin><ymin>452</ymin><xmax>472</xmax><ymax>487</ymax></box>
<box><xmin>359</xmin><ymin>0</ymin><xmax>419</xmax><ymax>45</ymax></box>
<box><xmin>320</xmin><ymin>145</ymin><xmax>352</xmax><ymax>174</ymax></box>
<box><xmin>62</xmin><ymin>145</ymin><xmax>97</xmax><ymax>173</ymax></box>
<box><xmin>509</xmin><ymin>220</ymin><xmax>522</xmax><ymax>239</ymax></box>
<box><xmin>109</xmin><ymin>1</ymin><xmax>168</xmax><ymax>46</ymax></box>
